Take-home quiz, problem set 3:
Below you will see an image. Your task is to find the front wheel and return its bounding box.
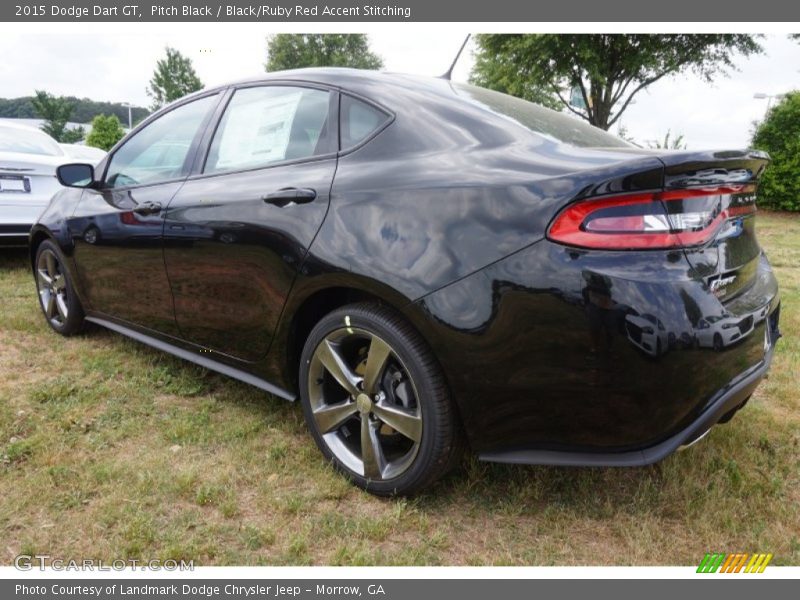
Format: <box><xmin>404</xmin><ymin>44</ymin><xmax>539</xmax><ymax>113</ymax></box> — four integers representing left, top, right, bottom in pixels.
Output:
<box><xmin>299</xmin><ymin>303</ymin><xmax>463</xmax><ymax>496</ymax></box>
<box><xmin>713</xmin><ymin>333</ymin><xmax>723</xmax><ymax>352</ymax></box>
<box><xmin>34</xmin><ymin>239</ymin><xmax>85</xmax><ymax>336</ymax></box>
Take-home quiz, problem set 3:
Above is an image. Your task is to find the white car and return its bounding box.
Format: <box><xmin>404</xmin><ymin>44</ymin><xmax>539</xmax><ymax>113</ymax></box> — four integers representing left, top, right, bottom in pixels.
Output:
<box><xmin>0</xmin><ymin>122</ymin><xmax>78</xmax><ymax>245</ymax></box>
<box><xmin>752</xmin><ymin>302</ymin><xmax>770</xmax><ymax>325</ymax></box>
<box><xmin>694</xmin><ymin>313</ymin><xmax>755</xmax><ymax>351</ymax></box>
<box><xmin>625</xmin><ymin>313</ymin><xmax>671</xmax><ymax>357</ymax></box>
<box><xmin>59</xmin><ymin>143</ymin><xmax>106</xmax><ymax>162</ymax></box>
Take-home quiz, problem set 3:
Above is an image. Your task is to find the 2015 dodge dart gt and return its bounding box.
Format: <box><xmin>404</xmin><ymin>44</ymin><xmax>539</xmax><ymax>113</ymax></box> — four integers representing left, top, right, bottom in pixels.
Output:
<box><xmin>30</xmin><ymin>68</ymin><xmax>781</xmax><ymax>495</ymax></box>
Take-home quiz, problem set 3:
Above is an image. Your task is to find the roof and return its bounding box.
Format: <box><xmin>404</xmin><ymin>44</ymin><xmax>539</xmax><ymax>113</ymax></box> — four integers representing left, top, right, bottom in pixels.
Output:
<box><xmin>226</xmin><ymin>67</ymin><xmax>443</xmax><ymax>89</ymax></box>
<box><xmin>204</xmin><ymin>68</ymin><xmax>459</xmax><ymax>112</ymax></box>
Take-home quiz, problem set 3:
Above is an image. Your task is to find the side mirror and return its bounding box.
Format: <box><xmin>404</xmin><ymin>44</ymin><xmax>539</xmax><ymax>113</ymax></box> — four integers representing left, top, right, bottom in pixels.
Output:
<box><xmin>56</xmin><ymin>163</ymin><xmax>95</xmax><ymax>188</ymax></box>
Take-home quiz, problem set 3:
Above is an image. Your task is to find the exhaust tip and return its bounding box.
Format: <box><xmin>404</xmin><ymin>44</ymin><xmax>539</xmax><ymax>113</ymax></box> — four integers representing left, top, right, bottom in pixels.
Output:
<box><xmin>679</xmin><ymin>428</ymin><xmax>711</xmax><ymax>452</ymax></box>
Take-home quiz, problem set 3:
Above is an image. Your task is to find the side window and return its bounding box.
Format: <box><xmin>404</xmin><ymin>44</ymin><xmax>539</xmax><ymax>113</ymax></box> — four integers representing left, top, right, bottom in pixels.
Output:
<box><xmin>204</xmin><ymin>86</ymin><xmax>332</xmax><ymax>174</ymax></box>
<box><xmin>105</xmin><ymin>94</ymin><xmax>217</xmax><ymax>189</ymax></box>
<box><xmin>340</xmin><ymin>95</ymin><xmax>390</xmax><ymax>149</ymax></box>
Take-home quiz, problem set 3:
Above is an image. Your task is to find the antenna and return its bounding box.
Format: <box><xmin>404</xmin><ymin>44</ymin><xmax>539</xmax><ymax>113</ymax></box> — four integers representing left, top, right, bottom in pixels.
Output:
<box><xmin>441</xmin><ymin>34</ymin><xmax>471</xmax><ymax>81</ymax></box>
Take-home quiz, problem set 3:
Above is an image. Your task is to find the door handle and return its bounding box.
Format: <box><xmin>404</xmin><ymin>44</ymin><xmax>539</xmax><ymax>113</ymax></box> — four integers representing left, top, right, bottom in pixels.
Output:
<box><xmin>261</xmin><ymin>187</ymin><xmax>317</xmax><ymax>207</ymax></box>
<box><xmin>132</xmin><ymin>201</ymin><xmax>162</xmax><ymax>216</ymax></box>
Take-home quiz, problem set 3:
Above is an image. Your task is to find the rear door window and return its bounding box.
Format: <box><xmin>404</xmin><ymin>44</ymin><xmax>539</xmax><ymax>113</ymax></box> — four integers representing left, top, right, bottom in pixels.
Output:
<box><xmin>204</xmin><ymin>86</ymin><xmax>333</xmax><ymax>174</ymax></box>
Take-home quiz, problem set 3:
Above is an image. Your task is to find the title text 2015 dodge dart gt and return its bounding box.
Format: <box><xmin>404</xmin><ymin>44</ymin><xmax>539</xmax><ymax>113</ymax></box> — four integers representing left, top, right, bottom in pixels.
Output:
<box><xmin>30</xmin><ymin>68</ymin><xmax>781</xmax><ymax>495</ymax></box>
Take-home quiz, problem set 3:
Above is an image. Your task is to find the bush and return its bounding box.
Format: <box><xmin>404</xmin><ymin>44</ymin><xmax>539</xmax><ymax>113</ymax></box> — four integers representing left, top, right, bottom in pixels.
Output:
<box><xmin>751</xmin><ymin>91</ymin><xmax>800</xmax><ymax>212</ymax></box>
<box><xmin>85</xmin><ymin>114</ymin><xmax>125</xmax><ymax>151</ymax></box>
<box><xmin>61</xmin><ymin>126</ymin><xmax>86</xmax><ymax>144</ymax></box>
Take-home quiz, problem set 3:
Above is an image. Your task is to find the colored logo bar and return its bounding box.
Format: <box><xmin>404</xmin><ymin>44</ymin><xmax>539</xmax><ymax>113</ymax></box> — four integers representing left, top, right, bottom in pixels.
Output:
<box><xmin>697</xmin><ymin>553</ymin><xmax>773</xmax><ymax>573</ymax></box>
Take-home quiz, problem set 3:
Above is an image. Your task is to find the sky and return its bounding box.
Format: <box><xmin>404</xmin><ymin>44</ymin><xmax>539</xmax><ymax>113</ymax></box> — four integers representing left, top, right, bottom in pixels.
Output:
<box><xmin>2</xmin><ymin>25</ymin><xmax>799</xmax><ymax>149</ymax></box>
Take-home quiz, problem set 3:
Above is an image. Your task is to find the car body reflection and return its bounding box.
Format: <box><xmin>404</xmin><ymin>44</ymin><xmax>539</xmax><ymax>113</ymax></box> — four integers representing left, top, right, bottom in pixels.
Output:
<box><xmin>624</xmin><ymin>313</ymin><xmax>673</xmax><ymax>357</ymax></box>
<box><xmin>694</xmin><ymin>312</ymin><xmax>756</xmax><ymax>351</ymax></box>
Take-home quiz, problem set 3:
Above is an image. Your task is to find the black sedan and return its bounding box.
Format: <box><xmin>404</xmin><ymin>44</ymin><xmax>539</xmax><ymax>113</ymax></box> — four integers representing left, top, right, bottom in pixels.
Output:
<box><xmin>30</xmin><ymin>68</ymin><xmax>780</xmax><ymax>495</ymax></box>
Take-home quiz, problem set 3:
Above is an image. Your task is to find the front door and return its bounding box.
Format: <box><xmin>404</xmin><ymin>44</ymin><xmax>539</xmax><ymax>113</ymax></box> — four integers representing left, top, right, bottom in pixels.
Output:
<box><xmin>163</xmin><ymin>85</ymin><xmax>338</xmax><ymax>362</ymax></box>
<box><xmin>69</xmin><ymin>93</ymin><xmax>220</xmax><ymax>335</ymax></box>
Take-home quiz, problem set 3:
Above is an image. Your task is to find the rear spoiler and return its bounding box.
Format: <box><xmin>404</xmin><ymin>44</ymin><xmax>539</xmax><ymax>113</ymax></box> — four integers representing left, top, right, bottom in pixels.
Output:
<box><xmin>656</xmin><ymin>150</ymin><xmax>770</xmax><ymax>189</ymax></box>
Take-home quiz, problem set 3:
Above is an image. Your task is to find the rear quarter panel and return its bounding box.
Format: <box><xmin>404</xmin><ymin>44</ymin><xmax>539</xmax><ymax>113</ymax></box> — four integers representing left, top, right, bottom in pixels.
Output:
<box><xmin>310</xmin><ymin>120</ymin><xmax>665</xmax><ymax>301</ymax></box>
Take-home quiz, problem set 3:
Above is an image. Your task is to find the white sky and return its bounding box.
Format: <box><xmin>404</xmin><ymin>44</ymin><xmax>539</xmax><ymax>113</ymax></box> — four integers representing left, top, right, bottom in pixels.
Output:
<box><xmin>2</xmin><ymin>24</ymin><xmax>799</xmax><ymax>149</ymax></box>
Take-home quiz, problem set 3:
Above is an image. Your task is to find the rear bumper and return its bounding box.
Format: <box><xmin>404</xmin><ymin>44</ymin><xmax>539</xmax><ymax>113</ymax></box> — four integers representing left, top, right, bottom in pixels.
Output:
<box><xmin>0</xmin><ymin>223</ymin><xmax>32</xmax><ymax>246</ymax></box>
<box><xmin>1</xmin><ymin>200</ymin><xmax>49</xmax><ymax>222</ymax></box>
<box><xmin>0</xmin><ymin>200</ymin><xmax>48</xmax><ymax>245</ymax></box>
<box><xmin>479</xmin><ymin>316</ymin><xmax>777</xmax><ymax>466</ymax></box>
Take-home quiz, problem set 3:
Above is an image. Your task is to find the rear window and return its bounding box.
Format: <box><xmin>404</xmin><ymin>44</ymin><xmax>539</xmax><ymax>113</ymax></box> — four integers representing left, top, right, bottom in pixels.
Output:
<box><xmin>340</xmin><ymin>95</ymin><xmax>390</xmax><ymax>149</ymax></box>
<box><xmin>453</xmin><ymin>83</ymin><xmax>631</xmax><ymax>149</ymax></box>
<box><xmin>0</xmin><ymin>125</ymin><xmax>64</xmax><ymax>156</ymax></box>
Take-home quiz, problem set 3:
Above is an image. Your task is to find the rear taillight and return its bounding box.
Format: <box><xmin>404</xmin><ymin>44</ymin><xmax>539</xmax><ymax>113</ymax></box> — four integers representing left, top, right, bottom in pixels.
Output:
<box><xmin>547</xmin><ymin>185</ymin><xmax>756</xmax><ymax>250</ymax></box>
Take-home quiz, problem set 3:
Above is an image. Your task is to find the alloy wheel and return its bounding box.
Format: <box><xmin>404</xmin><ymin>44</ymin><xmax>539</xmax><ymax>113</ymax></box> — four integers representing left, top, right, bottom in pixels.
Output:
<box><xmin>36</xmin><ymin>248</ymin><xmax>69</xmax><ymax>327</ymax></box>
<box><xmin>307</xmin><ymin>327</ymin><xmax>423</xmax><ymax>481</ymax></box>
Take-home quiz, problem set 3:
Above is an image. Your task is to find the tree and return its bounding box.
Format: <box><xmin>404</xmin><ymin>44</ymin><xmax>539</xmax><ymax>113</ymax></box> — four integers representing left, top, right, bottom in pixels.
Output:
<box><xmin>615</xmin><ymin>124</ymin><xmax>638</xmax><ymax>145</ymax></box>
<box><xmin>147</xmin><ymin>47</ymin><xmax>203</xmax><ymax>111</ymax></box>
<box><xmin>265</xmin><ymin>34</ymin><xmax>383</xmax><ymax>71</ymax></box>
<box><xmin>647</xmin><ymin>130</ymin><xmax>687</xmax><ymax>150</ymax></box>
<box><xmin>60</xmin><ymin>126</ymin><xmax>85</xmax><ymax>144</ymax></box>
<box><xmin>751</xmin><ymin>91</ymin><xmax>800</xmax><ymax>212</ymax></box>
<box><xmin>30</xmin><ymin>90</ymin><xmax>84</xmax><ymax>143</ymax></box>
<box><xmin>85</xmin><ymin>114</ymin><xmax>125</xmax><ymax>151</ymax></box>
<box><xmin>470</xmin><ymin>39</ymin><xmax>561</xmax><ymax>110</ymax></box>
<box><xmin>471</xmin><ymin>35</ymin><xmax>763</xmax><ymax>130</ymax></box>
<box><xmin>0</xmin><ymin>96</ymin><xmax>148</xmax><ymax>125</ymax></box>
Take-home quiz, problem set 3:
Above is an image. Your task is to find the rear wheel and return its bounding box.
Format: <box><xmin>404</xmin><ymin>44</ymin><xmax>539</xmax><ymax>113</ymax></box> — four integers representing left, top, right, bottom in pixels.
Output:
<box><xmin>299</xmin><ymin>303</ymin><xmax>463</xmax><ymax>496</ymax></box>
<box><xmin>34</xmin><ymin>240</ymin><xmax>85</xmax><ymax>336</ymax></box>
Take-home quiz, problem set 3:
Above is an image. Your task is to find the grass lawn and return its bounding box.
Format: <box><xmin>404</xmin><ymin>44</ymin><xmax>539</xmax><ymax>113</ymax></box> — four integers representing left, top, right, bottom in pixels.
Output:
<box><xmin>0</xmin><ymin>211</ymin><xmax>798</xmax><ymax>566</ymax></box>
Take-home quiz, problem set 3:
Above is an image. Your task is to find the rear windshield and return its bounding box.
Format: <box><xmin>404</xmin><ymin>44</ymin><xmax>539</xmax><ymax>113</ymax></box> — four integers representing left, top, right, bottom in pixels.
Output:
<box><xmin>453</xmin><ymin>83</ymin><xmax>631</xmax><ymax>149</ymax></box>
<box><xmin>0</xmin><ymin>125</ymin><xmax>64</xmax><ymax>156</ymax></box>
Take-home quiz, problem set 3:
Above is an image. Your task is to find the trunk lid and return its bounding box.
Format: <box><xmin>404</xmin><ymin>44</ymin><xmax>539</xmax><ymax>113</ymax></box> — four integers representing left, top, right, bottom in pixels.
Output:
<box><xmin>0</xmin><ymin>151</ymin><xmax>66</xmax><ymax>203</ymax></box>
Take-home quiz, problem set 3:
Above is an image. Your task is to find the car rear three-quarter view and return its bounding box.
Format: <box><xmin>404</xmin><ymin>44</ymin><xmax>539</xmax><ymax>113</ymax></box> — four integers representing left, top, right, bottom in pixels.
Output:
<box><xmin>29</xmin><ymin>68</ymin><xmax>780</xmax><ymax>495</ymax></box>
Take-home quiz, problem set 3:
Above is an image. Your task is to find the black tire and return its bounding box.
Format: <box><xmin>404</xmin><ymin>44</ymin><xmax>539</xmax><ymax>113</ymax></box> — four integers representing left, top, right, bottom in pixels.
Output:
<box><xmin>34</xmin><ymin>239</ymin><xmax>85</xmax><ymax>336</ymax></box>
<box><xmin>299</xmin><ymin>303</ymin><xmax>464</xmax><ymax>496</ymax></box>
<box><xmin>713</xmin><ymin>333</ymin><xmax>723</xmax><ymax>352</ymax></box>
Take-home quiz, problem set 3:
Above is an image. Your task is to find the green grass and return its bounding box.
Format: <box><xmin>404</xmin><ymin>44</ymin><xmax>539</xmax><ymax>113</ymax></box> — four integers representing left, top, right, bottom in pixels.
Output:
<box><xmin>0</xmin><ymin>211</ymin><xmax>798</xmax><ymax>565</ymax></box>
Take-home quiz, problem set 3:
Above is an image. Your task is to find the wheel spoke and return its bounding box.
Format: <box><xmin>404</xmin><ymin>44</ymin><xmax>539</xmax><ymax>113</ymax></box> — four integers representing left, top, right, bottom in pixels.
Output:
<box><xmin>313</xmin><ymin>400</ymin><xmax>358</xmax><ymax>434</ymax></box>
<box><xmin>44</xmin><ymin>291</ymin><xmax>56</xmax><ymax>318</ymax></box>
<box><xmin>55</xmin><ymin>294</ymin><xmax>69</xmax><ymax>321</ymax></box>
<box><xmin>317</xmin><ymin>339</ymin><xmax>361</xmax><ymax>396</ymax></box>
<box><xmin>37</xmin><ymin>269</ymin><xmax>52</xmax><ymax>286</ymax></box>
<box><xmin>45</xmin><ymin>252</ymin><xmax>57</xmax><ymax>279</ymax></box>
<box><xmin>362</xmin><ymin>335</ymin><xmax>392</xmax><ymax>394</ymax></box>
<box><xmin>372</xmin><ymin>403</ymin><xmax>422</xmax><ymax>442</ymax></box>
<box><xmin>361</xmin><ymin>416</ymin><xmax>385</xmax><ymax>480</ymax></box>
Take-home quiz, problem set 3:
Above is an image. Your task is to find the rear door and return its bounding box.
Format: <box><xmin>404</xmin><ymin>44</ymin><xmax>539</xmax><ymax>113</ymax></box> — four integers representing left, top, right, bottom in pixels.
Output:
<box><xmin>162</xmin><ymin>84</ymin><xmax>338</xmax><ymax>361</ymax></box>
<box><xmin>69</xmin><ymin>93</ymin><xmax>221</xmax><ymax>335</ymax></box>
